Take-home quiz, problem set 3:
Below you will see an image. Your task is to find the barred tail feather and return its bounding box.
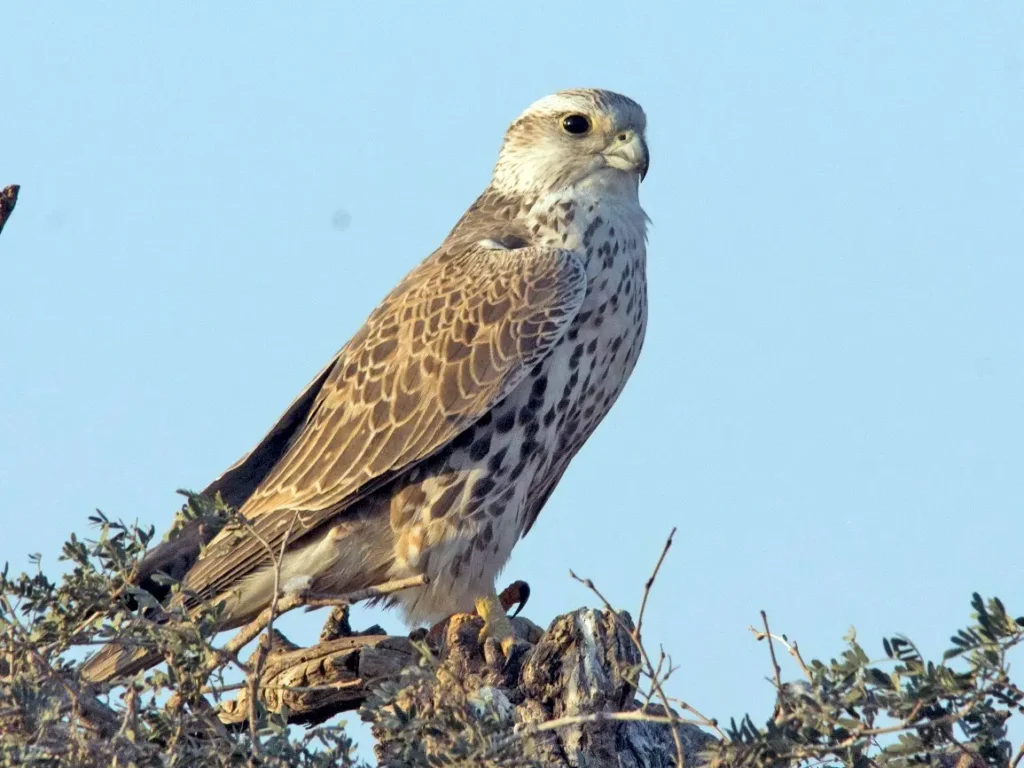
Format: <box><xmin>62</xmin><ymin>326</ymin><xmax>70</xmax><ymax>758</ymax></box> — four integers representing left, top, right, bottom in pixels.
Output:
<box><xmin>80</xmin><ymin>642</ymin><xmax>163</xmax><ymax>684</ymax></box>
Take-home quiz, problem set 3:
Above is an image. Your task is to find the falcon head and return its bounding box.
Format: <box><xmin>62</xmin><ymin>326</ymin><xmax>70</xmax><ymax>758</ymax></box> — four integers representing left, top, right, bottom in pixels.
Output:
<box><xmin>492</xmin><ymin>88</ymin><xmax>649</xmax><ymax>196</ymax></box>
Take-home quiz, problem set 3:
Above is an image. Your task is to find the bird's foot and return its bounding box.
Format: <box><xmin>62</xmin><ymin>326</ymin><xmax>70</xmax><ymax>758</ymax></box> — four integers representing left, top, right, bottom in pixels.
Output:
<box><xmin>421</xmin><ymin>580</ymin><xmax>532</xmax><ymax>648</ymax></box>
<box><xmin>475</xmin><ymin>591</ymin><xmax>518</xmax><ymax>657</ymax></box>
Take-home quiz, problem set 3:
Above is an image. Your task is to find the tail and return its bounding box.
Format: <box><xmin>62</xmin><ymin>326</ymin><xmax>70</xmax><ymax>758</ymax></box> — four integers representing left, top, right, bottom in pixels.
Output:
<box><xmin>80</xmin><ymin>640</ymin><xmax>164</xmax><ymax>684</ymax></box>
<box><xmin>79</xmin><ymin>517</ymin><xmax>213</xmax><ymax>684</ymax></box>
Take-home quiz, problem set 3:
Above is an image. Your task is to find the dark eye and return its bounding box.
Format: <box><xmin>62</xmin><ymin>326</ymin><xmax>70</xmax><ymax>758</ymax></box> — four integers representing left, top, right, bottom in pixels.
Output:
<box><xmin>561</xmin><ymin>114</ymin><xmax>591</xmax><ymax>135</ymax></box>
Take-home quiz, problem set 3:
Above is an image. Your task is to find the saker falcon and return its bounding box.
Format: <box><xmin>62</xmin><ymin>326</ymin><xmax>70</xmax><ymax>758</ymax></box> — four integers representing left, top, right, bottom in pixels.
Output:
<box><xmin>82</xmin><ymin>88</ymin><xmax>651</xmax><ymax>682</ymax></box>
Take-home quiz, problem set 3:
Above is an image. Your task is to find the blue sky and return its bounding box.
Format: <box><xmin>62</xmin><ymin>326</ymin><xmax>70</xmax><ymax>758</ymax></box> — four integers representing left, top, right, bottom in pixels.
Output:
<box><xmin>2</xmin><ymin>1</ymin><xmax>1022</xmax><ymax>758</ymax></box>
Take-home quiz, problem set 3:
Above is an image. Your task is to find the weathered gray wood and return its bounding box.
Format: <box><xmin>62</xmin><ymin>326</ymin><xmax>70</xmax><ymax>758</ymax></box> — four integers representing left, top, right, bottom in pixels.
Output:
<box><xmin>516</xmin><ymin>608</ymin><xmax>716</xmax><ymax>767</ymax></box>
<box><xmin>218</xmin><ymin>631</ymin><xmax>416</xmax><ymax>726</ymax></box>
<box><xmin>219</xmin><ymin>606</ymin><xmax>714</xmax><ymax>765</ymax></box>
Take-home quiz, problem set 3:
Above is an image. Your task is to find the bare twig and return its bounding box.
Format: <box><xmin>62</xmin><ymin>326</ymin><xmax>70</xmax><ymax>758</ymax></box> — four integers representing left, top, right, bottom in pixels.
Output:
<box><xmin>525</xmin><ymin>708</ymin><xmax>706</xmax><ymax>734</ymax></box>
<box><xmin>571</xmin><ymin>559</ymin><xmax>689</xmax><ymax>766</ymax></box>
<box><xmin>748</xmin><ymin>625</ymin><xmax>812</xmax><ymax>682</ymax></box>
<box><xmin>0</xmin><ymin>184</ymin><xmax>19</xmax><ymax>236</ymax></box>
<box><xmin>760</xmin><ymin>610</ymin><xmax>783</xmax><ymax>690</ymax></box>
<box><xmin>205</xmin><ymin>679</ymin><xmax>365</xmax><ymax>696</ymax></box>
<box><xmin>1010</xmin><ymin>740</ymin><xmax>1024</xmax><ymax>768</ymax></box>
<box><xmin>635</xmin><ymin>526</ymin><xmax>676</xmax><ymax>644</ymax></box>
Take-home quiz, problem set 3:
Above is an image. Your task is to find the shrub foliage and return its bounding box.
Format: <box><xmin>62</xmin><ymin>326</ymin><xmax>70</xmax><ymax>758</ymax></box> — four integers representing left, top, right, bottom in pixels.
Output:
<box><xmin>1</xmin><ymin>499</ymin><xmax>1021</xmax><ymax>767</ymax></box>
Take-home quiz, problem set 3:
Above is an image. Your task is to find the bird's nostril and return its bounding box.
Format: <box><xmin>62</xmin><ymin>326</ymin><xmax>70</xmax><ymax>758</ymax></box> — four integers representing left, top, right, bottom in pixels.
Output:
<box><xmin>617</xmin><ymin>133</ymin><xmax>628</xmax><ymax>142</ymax></box>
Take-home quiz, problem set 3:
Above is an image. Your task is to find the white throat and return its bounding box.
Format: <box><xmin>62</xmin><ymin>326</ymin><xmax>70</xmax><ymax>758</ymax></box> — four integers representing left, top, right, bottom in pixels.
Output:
<box><xmin>527</xmin><ymin>173</ymin><xmax>649</xmax><ymax>256</ymax></box>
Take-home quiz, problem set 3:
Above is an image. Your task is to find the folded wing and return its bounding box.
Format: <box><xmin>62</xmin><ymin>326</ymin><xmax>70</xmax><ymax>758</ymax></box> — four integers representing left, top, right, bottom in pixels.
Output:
<box><xmin>181</xmin><ymin>243</ymin><xmax>587</xmax><ymax>607</ymax></box>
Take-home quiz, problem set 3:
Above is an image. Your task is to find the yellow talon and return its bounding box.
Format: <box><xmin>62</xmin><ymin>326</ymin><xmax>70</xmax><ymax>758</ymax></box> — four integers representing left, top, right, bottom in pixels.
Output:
<box><xmin>475</xmin><ymin>592</ymin><xmax>517</xmax><ymax>656</ymax></box>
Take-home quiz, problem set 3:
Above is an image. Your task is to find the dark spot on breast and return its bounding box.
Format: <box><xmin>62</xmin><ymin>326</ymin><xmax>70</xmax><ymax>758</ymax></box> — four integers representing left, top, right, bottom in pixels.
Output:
<box><xmin>496</xmin><ymin>409</ymin><xmax>516</xmax><ymax>433</ymax></box>
<box><xmin>488</xmin><ymin>446</ymin><xmax>509</xmax><ymax>472</ymax></box>
<box><xmin>452</xmin><ymin>426</ymin><xmax>475</xmax><ymax>450</ymax></box>
<box><xmin>518</xmin><ymin>403</ymin><xmax>536</xmax><ymax>424</ymax></box>
<box><xmin>543</xmin><ymin>407</ymin><xmax>556</xmax><ymax>427</ymax></box>
<box><xmin>509</xmin><ymin>458</ymin><xmax>527</xmax><ymax>481</ymax></box>
<box><xmin>472</xmin><ymin>477</ymin><xmax>497</xmax><ymax>499</ymax></box>
<box><xmin>523</xmin><ymin>421</ymin><xmax>539</xmax><ymax>441</ymax></box>
<box><xmin>531</xmin><ymin>375</ymin><xmax>548</xmax><ymax>398</ymax></box>
<box><xmin>476</xmin><ymin>521</ymin><xmax>494</xmax><ymax>550</ymax></box>
<box><xmin>432</xmin><ymin>482</ymin><xmax>464</xmax><ymax>519</ymax></box>
<box><xmin>582</xmin><ymin>216</ymin><xmax>604</xmax><ymax>247</ymax></box>
<box><xmin>470</xmin><ymin>434</ymin><xmax>492</xmax><ymax>461</ymax></box>
<box><xmin>404</xmin><ymin>486</ymin><xmax>427</xmax><ymax>510</ymax></box>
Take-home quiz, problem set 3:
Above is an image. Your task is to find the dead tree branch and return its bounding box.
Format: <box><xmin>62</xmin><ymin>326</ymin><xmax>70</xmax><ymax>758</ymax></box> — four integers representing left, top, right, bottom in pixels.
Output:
<box><xmin>208</xmin><ymin>603</ymin><xmax>715</xmax><ymax>766</ymax></box>
<box><xmin>0</xmin><ymin>185</ymin><xmax>19</xmax><ymax>236</ymax></box>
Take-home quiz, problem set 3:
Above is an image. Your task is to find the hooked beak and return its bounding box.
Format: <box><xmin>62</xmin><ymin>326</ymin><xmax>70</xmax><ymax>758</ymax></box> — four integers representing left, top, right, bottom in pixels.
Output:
<box><xmin>602</xmin><ymin>130</ymin><xmax>650</xmax><ymax>182</ymax></box>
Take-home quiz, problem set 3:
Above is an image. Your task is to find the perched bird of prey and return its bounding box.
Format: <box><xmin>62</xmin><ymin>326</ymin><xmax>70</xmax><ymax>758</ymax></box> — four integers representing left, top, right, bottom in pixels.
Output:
<box><xmin>82</xmin><ymin>88</ymin><xmax>651</xmax><ymax>682</ymax></box>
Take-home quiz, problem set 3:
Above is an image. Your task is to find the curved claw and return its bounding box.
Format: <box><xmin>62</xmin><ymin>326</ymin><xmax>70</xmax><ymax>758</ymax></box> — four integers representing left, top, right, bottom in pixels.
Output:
<box><xmin>498</xmin><ymin>580</ymin><xmax>531</xmax><ymax>617</ymax></box>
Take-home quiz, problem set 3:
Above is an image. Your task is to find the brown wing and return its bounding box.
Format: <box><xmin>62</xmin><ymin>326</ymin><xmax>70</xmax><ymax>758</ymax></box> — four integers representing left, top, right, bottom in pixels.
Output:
<box><xmin>181</xmin><ymin>243</ymin><xmax>587</xmax><ymax>604</ymax></box>
<box><xmin>133</xmin><ymin>360</ymin><xmax>339</xmax><ymax>596</ymax></box>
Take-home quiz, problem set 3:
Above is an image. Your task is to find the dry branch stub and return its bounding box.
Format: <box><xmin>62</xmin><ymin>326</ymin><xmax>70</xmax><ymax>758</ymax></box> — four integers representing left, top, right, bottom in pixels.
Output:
<box><xmin>0</xmin><ymin>184</ymin><xmax>20</xmax><ymax>236</ymax></box>
<box><xmin>215</xmin><ymin>604</ymin><xmax>715</xmax><ymax>766</ymax></box>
